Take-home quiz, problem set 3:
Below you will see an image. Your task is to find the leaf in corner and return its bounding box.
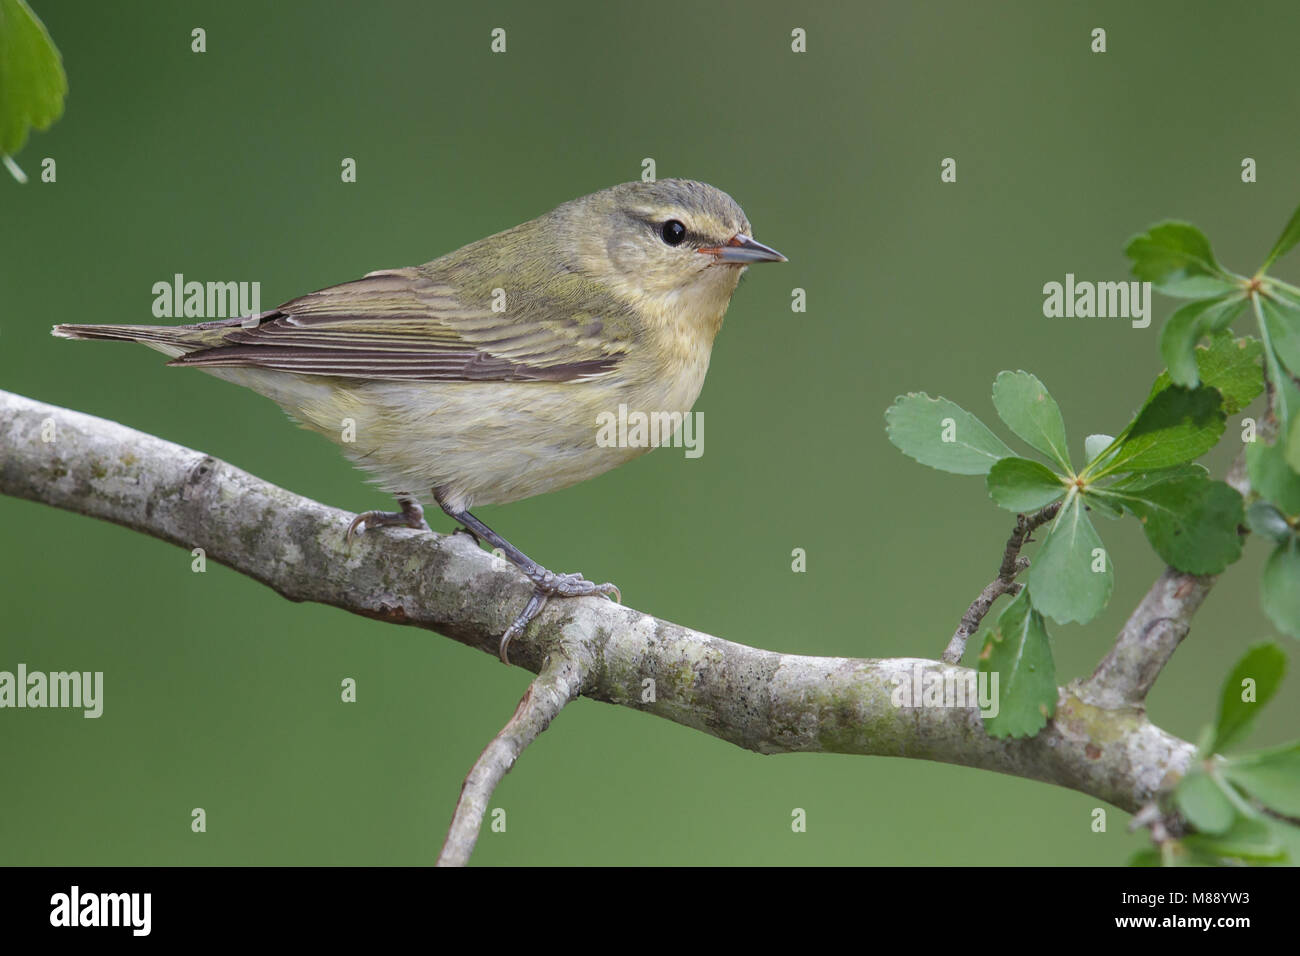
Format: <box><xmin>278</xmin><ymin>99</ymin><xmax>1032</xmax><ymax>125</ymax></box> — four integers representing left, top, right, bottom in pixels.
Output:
<box><xmin>0</xmin><ymin>0</ymin><xmax>68</xmax><ymax>157</ymax></box>
<box><xmin>977</xmin><ymin>588</ymin><xmax>1056</xmax><ymax>739</ymax></box>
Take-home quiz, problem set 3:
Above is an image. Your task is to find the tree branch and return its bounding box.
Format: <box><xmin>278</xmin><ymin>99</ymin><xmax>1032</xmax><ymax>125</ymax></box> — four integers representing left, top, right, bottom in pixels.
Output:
<box><xmin>0</xmin><ymin>389</ymin><xmax>1195</xmax><ymax>837</ymax></box>
<box><xmin>1080</xmin><ymin>453</ymin><xmax>1251</xmax><ymax>709</ymax></box>
<box><xmin>437</xmin><ymin>645</ymin><xmax>583</xmax><ymax>866</ymax></box>
<box><xmin>942</xmin><ymin>502</ymin><xmax>1061</xmax><ymax>664</ymax></box>
<box><xmin>1081</xmin><ymin>568</ymin><xmax>1216</xmax><ymax>709</ymax></box>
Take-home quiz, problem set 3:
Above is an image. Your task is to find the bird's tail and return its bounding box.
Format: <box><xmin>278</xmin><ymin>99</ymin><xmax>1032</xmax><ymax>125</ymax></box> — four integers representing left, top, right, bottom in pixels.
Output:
<box><xmin>51</xmin><ymin>318</ymin><xmax>249</xmax><ymax>357</ymax></box>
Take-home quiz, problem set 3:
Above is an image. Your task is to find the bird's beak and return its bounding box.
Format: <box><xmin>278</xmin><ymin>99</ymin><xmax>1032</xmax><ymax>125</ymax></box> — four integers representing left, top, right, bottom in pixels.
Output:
<box><xmin>699</xmin><ymin>233</ymin><xmax>787</xmax><ymax>264</ymax></box>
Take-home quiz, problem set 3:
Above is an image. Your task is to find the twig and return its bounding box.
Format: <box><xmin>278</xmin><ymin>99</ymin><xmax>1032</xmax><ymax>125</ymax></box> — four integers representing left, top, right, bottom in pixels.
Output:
<box><xmin>0</xmin><ymin>390</ymin><xmax>1196</xmax><ymax>837</ymax></box>
<box><xmin>437</xmin><ymin>646</ymin><xmax>584</xmax><ymax>866</ymax></box>
<box><xmin>941</xmin><ymin>502</ymin><xmax>1062</xmax><ymax>664</ymax></box>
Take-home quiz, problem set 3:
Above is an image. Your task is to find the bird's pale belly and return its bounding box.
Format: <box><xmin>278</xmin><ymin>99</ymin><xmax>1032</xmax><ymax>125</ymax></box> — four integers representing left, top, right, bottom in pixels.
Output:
<box><xmin>219</xmin><ymin>360</ymin><xmax>710</xmax><ymax>513</ymax></box>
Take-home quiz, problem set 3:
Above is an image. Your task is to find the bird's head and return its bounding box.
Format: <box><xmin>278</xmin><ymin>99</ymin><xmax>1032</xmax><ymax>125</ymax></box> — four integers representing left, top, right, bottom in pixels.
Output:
<box><xmin>555</xmin><ymin>179</ymin><xmax>786</xmax><ymax>315</ymax></box>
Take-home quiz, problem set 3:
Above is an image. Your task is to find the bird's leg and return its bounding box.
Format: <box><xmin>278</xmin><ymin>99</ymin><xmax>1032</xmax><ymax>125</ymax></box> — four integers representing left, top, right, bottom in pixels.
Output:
<box><xmin>436</xmin><ymin>499</ymin><xmax>620</xmax><ymax>664</ymax></box>
<box><xmin>346</xmin><ymin>494</ymin><xmax>430</xmax><ymax>545</ymax></box>
<box><xmin>451</xmin><ymin>524</ymin><xmax>483</xmax><ymax>546</ymax></box>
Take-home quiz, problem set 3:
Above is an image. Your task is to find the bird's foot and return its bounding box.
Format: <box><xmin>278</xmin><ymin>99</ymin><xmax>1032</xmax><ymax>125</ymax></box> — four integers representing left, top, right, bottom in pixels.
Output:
<box><xmin>345</xmin><ymin>496</ymin><xmax>430</xmax><ymax>547</ymax></box>
<box><xmin>432</xmin><ymin>501</ymin><xmax>621</xmax><ymax>665</ymax></box>
<box><xmin>497</xmin><ymin>571</ymin><xmax>621</xmax><ymax>665</ymax></box>
<box><xmin>527</xmin><ymin>568</ymin><xmax>621</xmax><ymax>603</ymax></box>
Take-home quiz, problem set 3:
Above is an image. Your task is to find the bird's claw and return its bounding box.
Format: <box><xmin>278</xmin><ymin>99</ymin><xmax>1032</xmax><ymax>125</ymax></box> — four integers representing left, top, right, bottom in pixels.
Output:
<box><xmin>345</xmin><ymin>502</ymin><xmax>430</xmax><ymax>548</ymax></box>
<box><xmin>497</xmin><ymin>572</ymin><xmax>620</xmax><ymax>664</ymax></box>
<box><xmin>499</xmin><ymin>590</ymin><xmax>549</xmax><ymax>665</ymax></box>
<box><xmin>345</xmin><ymin>511</ymin><xmax>378</xmax><ymax>547</ymax></box>
<box><xmin>530</xmin><ymin>569</ymin><xmax>620</xmax><ymax>600</ymax></box>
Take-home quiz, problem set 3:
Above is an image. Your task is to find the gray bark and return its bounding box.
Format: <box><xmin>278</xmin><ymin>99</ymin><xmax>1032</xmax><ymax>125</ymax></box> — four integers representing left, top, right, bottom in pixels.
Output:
<box><xmin>0</xmin><ymin>389</ymin><xmax>1194</xmax><ymax>823</ymax></box>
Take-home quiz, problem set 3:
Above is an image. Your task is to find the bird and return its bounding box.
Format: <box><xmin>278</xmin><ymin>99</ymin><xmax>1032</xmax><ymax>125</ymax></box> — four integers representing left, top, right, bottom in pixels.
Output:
<box><xmin>53</xmin><ymin>179</ymin><xmax>786</xmax><ymax>662</ymax></box>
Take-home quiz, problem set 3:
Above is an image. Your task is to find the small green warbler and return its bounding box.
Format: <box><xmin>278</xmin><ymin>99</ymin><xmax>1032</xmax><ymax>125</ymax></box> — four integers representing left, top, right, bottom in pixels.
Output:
<box><xmin>54</xmin><ymin>179</ymin><xmax>786</xmax><ymax>661</ymax></box>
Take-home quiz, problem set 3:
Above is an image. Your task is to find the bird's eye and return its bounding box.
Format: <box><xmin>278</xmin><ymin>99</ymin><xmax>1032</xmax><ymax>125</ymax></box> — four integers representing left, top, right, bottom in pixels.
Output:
<box><xmin>660</xmin><ymin>220</ymin><xmax>687</xmax><ymax>246</ymax></box>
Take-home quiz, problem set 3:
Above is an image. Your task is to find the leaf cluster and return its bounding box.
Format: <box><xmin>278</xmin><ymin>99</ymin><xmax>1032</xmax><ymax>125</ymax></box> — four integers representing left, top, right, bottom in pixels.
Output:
<box><xmin>886</xmin><ymin>347</ymin><xmax>1258</xmax><ymax>737</ymax></box>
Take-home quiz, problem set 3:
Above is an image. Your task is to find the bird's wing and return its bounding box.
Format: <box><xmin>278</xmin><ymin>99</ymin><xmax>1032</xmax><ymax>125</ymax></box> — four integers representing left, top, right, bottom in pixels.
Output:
<box><xmin>169</xmin><ymin>268</ymin><xmax>636</xmax><ymax>382</ymax></box>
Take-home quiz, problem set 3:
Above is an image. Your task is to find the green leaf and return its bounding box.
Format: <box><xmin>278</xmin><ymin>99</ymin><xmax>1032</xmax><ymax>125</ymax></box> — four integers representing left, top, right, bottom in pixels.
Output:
<box><xmin>1261</xmin><ymin>815</ymin><xmax>1300</xmax><ymax>865</ymax></box>
<box><xmin>1182</xmin><ymin>817</ymin><xmax>1287</xmax><ymax>864</ymax></box>
<box><xmin>1107</xmin><ymin>462</ymin><xmax>1209</xmax><ymax>492</ymax></box>
<box><xmin>1274</xmin><ymin>358</ymin><xmax>1300</xmax><ymax>434</ymax></box>
<box><xmin>991</xmin><ymin>371</ymin><xmax>1072</xmax><ymax>472</ymax></box>
<box><xmin>1125</xmin><ymin>221</ymin><xmax>1236</xmax><ymax>298</ymax></box>
<box><xmin>1175</xmin><ymin>770</ymin><xmax>1237</xmax><ymax>835</ymax></box>
<box><xmin>1281</xmin><ymin>374</ymin><xmax>1300</xmax><ymax>439</ymax></box>
<box><xmin>1151</xmin><ymin>331</ymin><xmax>1263</xmax><ymax>415</ymax></box>
<box><xmin>1284</xmin><ymin>418</ymin><xmax>1300</xmax><ymax>478</ymax></box>
<box><xmin>1210</xmin><ymin>642</ymin><xmax>1287</xmax><ymax>754</ymax></box>
<box><xmin>1127</xmin><ymin>847</ymin><xmax>1164</xmax><ymax>866</ymax></box>
<box><xmin>976</xmin><ymin>588</ymin><xmax>1056</xmax><ymax>739</ymax></box>
<box><xmin>1028</xmin><ymin>492</ymin><xmax>1112</xmax><ymax>624</ymax></box>
<box><xmin>1159</xmin><ymin>298</ymin><xmax>1249</xmax><ymax>388</ymax></box>
<box><xmin>1084</xmin><ymin>434</ymin><xmax>1115</xmax><ymax>465</ymax></box>
<box><xmin>1261</xmin><ymin>538</ymin><xmax>1300</xmax><ymax>640</ymax></box>
<box><xmin>1246</xmin><ymin>437</ymin><xmax>1300</xmax><ymax>516</ymax></box>
<box><xmin>986</xmin><ymin>457</ymin><xmax>1067</xmax><ymax>512</ymax></box>
<box><xmin>1224</xmin><ymin>742</ymin><xmax>1300</xmax><ymax>817</ymax></box>
<box><xmin>1268</xmin><ymin>281</ymin><xmax>1300</xmax><ymax>307</ymax></box>
<box><xmin>1262</xmin><ymin>201</ymin><xmax>1300</xmax><ymax>272</ymax></box>
<box><xmin>1095</xmin><ymin>476</ymin><xmax>1243</xmax><ymax>575</ymax></box>
<box><xmin>0</xmin><ymin>0</ymin><xmax>68</xmax><ymax>157</ymax></box>
<box><xmin>1085</xmin><ymin>493</ymin><xmax>1124</xmax><ymax>520</ymax></box>
<box><xmin>1259</xmin><ymin>294</ymin><xmax>1300</xmax><ymax>379</ymax></box>
<box><xmin>1289</xmin><ymin>416</ymin><xmax>1300</xmax><ymax>474</ymax></box>
<box><xmin>1246</xmin><ymin>502</ymin><xmax>1295</xmax><ymax>544</ymax></box>
<box><xmin>1263</xmin><ymin>366</ymin><xmax>1300</xmax><ymax>436</ymax></box>
<box><xmin>1096</xmin><ymin>386</ymin><xmax>1226</xmax><ymax>476</ymax></box>
<box><xmin>885</xmin><ymin>393</ymin><xmax>1015</xmax><ymax>476</ymax></box>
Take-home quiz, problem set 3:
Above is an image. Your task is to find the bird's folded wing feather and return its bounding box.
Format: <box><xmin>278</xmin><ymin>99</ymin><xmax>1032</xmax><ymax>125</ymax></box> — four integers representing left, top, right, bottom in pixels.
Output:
<box><xmin>169</xmin><ymin>268</ymin><xmax>634</xmax><ymax>382</ymax></box>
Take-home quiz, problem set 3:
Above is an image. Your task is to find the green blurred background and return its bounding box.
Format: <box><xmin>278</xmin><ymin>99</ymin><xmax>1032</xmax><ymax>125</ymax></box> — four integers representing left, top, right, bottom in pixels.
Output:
<box><xmin>3</xmin><ymin>0</ymin><xmax>1298</xmax><ymax>865</ymax></box>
